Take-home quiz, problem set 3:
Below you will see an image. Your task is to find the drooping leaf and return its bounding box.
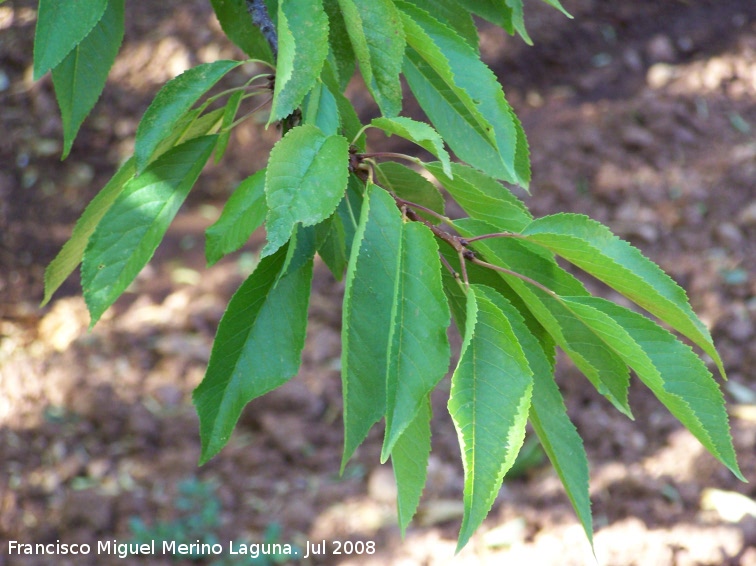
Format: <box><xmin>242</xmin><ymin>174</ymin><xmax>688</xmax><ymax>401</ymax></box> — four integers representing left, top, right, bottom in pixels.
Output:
<box><xmin>371</xmin><ymin>116</ymin><xmax>451</xmax><ymax>177</ymax></box>
<box><xmin>82</xmin><ymin>135</ymin><xmax>217</xmax><ymax>325</ymax></box>
<box><xmin>480</xmin><ymin>287</ymin><xmax>592</xmax><ymax>545</ymax></box>
<box><xmin>33</xmin><ymin>0</ymin><xmax>108</xmax><ymax>79</ymax></box>
<box><xmin>448</xmin><ymin>285</ymin><xmax>533</xmax><ymax>551</ymax></box>
<box><xmin>399</xmin><ymin>2</ymin><xmax>525</xmax><ymax>185</ymax></box>
<box><xmin>134</xmin><ymin>60</ymin><xmax>241</xmax><ymax>172</ymax></box>
<box><xmin>375</xmin><ymin>161</ymin><xmax>445</xmax><ymax>222</ymax></box>
<box><xmin>563</xmin><ymin>296</ymin><xmax>743</xmax><ymax>481</ymax></box>
<box><xmin>382</xmin><ymin>221</ymin><xmax>450</xmax><ymax>460</ymax></box>
<box><xmin>341</xmin><ymin>184</ymin><xmax>402</xmax><ymax>469</ymax></box>
<box><xmin>263</xmin><ymin>124</ymin><xmax>349</xmax><ymax>256</ymax></box>
<box><xmin>520</xmin><ymin>213</ymin><xmax>725</xmax><ymax>378</ymax></box>
<box><xmin>194</xmin><ymin>246</ymin><xmax>313</xmax><ymax>463</ymax></box>
<box><xmin>426</xmin><ymin>162</ymin><xmax>531</xmax><ymax>231</ymax></box>
<box><xmin>455</xmin><ymin>218</ymin><xmax>633</xmax><ymax>416</ymax></box>
<box><xmin>269</xmin><ymin>0</ymin><xmax>329</xmax><ymax>122</ymax></box>
<box><xmin>51</xmin><ymin>0</ymin><xmax>124</xmax><ymax>159</ymax></box>
<box><xmin>205</xmin><ymin>169</ymin><xmax>267</xmax><ymax>266</ymax></box>
<box><xmin>42</xmin><ymin>157</ymin><xmax>136</xmax><ymax>306</ymax></box>
<box><xmin>210</xmin><ymin>0</ymin><xmax>274</xmax><ymax>63</ymax></box>
<box><xmin>337</xmin><ymin>0</ymin><xmax>405</xmax><ymax>117</ymax></box>
<box><xmin>391</xmin><ymin>396</ymin><xmax>432</xmax><ymax>535</ymax></box>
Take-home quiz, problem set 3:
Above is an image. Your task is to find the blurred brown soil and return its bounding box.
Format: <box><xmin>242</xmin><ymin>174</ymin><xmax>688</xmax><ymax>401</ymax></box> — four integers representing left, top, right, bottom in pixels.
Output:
<box><xmin>1</xmin><ymin>1</ymin><xmax>755</xmax><ymax>565</ymax></box>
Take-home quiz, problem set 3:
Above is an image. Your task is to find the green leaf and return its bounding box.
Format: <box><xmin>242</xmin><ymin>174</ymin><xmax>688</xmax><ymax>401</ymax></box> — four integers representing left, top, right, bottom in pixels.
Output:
<box><xmin>370</xmin><ymin>116</ymin><xmax>451</xmax><ymax>177</ymax></box>
<box><xmin>33</xmin><ymin>0</ymin><xmax>108</xmax><ymax>79</ymax></box>
<box><xmin>449</xmin><ymin>285</ymin><xmax>533</xmax><ymax>551</ymax></box>
<box><xmin>280</xmin><ymin>224</ymin><xmax>318</xmax><ymax>280</ymax></box>
<box><xmin>426</xmin><ymin>162</ymin><xmax>531</xmax><ymax>231</ymax></box>
<box><xmin>82</xmin><ymin>136</ymin><xmax>217</xmax><ymax>325</ymax></box>
<box><xmin>303</xmin><ymin>81</ymin><xmax>340</xmax><ymax>135</ymax></box>
<box><xmin>134</xmin><ymin>60</ymin><xmax>241</xmax><ymax>172</ymax></box>
<box><xmin>341</xmin><ymin>184</ymin><xmax>402</xmax><ymax>469</ymax></box>
<box><xmin>269</xmin><ymin>0</ymin><xmax>329</xmax><ymax>123</ymax></box>
<box><xmin>404</xmin><ymin>0</ymin><xmax>478</xmax><ymax>51</ymax></box>
<box><xmin>374</xmin><ymin>162</ymin><xmax>445</xmax><ymax>222</ymax></box>
<box><xmin>205</xmin><ymin>169</ymin><xmax>267</xmax><ymax>266</ymax></box>
<box><xmin>214</xmin><ymin>89</ymin><xmax>244</xmax><ymax>164</ymax></box>
<box><xmin>193</xmin><ymin>246</ymin><xmax>313</xmax><ymax>463</ymax></box>
<box><xmin>263</xmin><ymin>124</ymin><xmax>349</xmax><ymax>257</ymax></box>
<box><xmin>382</xmin><ymin>221</ymin><xmax>450</xmax><ymax>460</ymax></box>
<box><xmin>210</xmin><ymin>0</ymin><xmax>274</xmax><ymax>63</ymax></box>
<box><xmin>51</xmin><ymin>0</ymin><xmax>124</xmax><ymax>159</ymax></box>
<box><xmin>320</xmin><ymin>61</ymin><xmax>365</xmax><ymax>148</ymax></box>
<box><xmin>400</xmin><ymin>2</ymin><xmax>525</xmax><ymax>185</ymax></box>
<box><xmin>391</xmin><ymin>396</ymin><xmax>431</xmax><ymax>535</ymax></box>
<box><xmin>42</xmin><ymin>157</ymin><xmax>136</xmax><ymax>306</ymax></box>
<box><xmin>315</xmin><ymin>212</ymin><xmax>348</xmax><ymax>280</ymax></box>
<box><xmin>539</xmin><ymin>0</ymin><xmax>572</xmax><ymax>19</ymax></box>
<box><xmin>482</xmin><ymin>287</ymin><xmax>593</xmax><ymax>545</ymax></box>
<box><xmin>455</xmin><ymin>218</ymin><xmax>633</xmax><ymax>416</ymax></box>
<box><xmin>337</xmin><ymin>0</ymin><xmax>405</xmax><ymax>116</ymax></box>
<box><xmin>504</xmin><ymin>0</ymin><xmax>532</xmax><ymax>45</ymax></box>
<box><xmin>455</xmin><ymin>0</ymin><xmax>513</xmax><ymax>33</ymax></box>
<box><xmin>323</xmin><ymin>0</ymin><xmax>356</xmax><ymax>90</ymax></box>
<box><xmin>563</xmin><ymin>296</ymin><xmax>743</xmax><ymax>481</ymax></box>
<box><xmin>520</xmin><ymin>213</ymin><xmax>725</xmax><ymax>378</ymax></box>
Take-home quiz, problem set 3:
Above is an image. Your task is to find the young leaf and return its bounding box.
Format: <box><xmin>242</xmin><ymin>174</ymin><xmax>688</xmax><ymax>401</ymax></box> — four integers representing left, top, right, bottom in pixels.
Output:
<box><xmin>382</xmin><ymin>221</ymin><xmax>450</xmax><ymax>460</ymax></box>
<box><xmin>205</xmin><ymin>169</ymin><xmax>267</xmax><ymax>266</ymax></box>
<box><xmin>134</xmin><ymin>60</ymin><xmax>241</xmax><ymax>172</ymax></box>
<box><xmin>210</xmin><ymin>0</ymin><xmax>274</xmax><ymax>64</ymax></box>
<box><xmin>375</xmin><ymin>162</ymin><xmax>445</xmax><ymax>221</ymax></box>
<box><xmin>337</xmin><ymin>0</ymin><xmax>405</xmax><ymax>117</ymax></box>
<box><xmin>263</xmin><ymin>124</ymin><xmax>349</xmax><ymax>257</ymax></box>
<box><xmin>42</xmin><ymin>157</ymin><xmax>136</xmax><ymax>306</ymax></box>
<box><xmin>391</xmin><ymin>396</ymin><xmax>432</xmax><ymax>535</ymax></box>
<box><xmin>341</xmin><ymin>184</ymin><xmax>402</xmax><ymax>469</ymax></box>
<box><xmin>481</xmin><ymin>287</ymin><xmax>593</xmax><ymax>545</ymax></box>
<box><xmin>370</xmin><ymin>116</ymin><xmax>452</xmax><ymax>177</ymax></box>
<box><xmin>426</xmin><ymin>162</ymin><xmax>531</xmax><ymax>231</ymax></box>
<box><xmin>33</xmin><ymin>0</ymin><xmax>109</xmax><ymax>79</ymax></box>
<box><xmin>82</xmin><ymin>135</ymin><xmax>217</xmax><ymax>326</ymax></box>
<box><xmin>449</xmin><ymin>285</ymin><xmax>533</xmax><ymax>551</ymax></box>
<box><xmin>51</xmin><ymin>0</ymin><xmax>124</xmax><ymax>159</ymax></box>
<box><xmin>193</xmin><ymin>247</ymin><xmax>313</xmax><ymax>463</ymax></box>
<box><xmin>562</xmin><ymin>296</ymin><xmax>743</xmax><ymax>481</ymax></box>
<box><xmin>269</xmin><ymin>0</ymin><xmax>329</xmax><ymax>123</ymax></box>
<box><xmin>520</xmin><ymin>213</ymin><xmax>725</xmax><ymax>378</ymax></box>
